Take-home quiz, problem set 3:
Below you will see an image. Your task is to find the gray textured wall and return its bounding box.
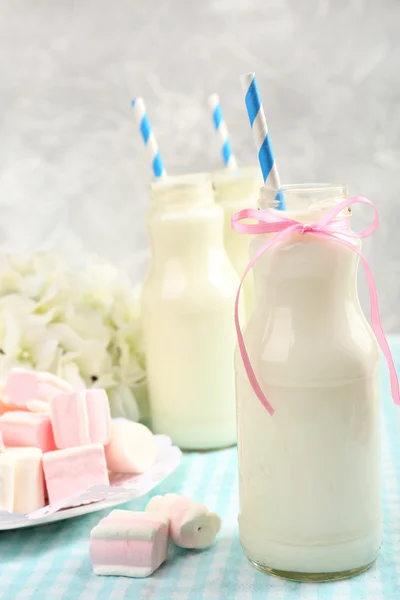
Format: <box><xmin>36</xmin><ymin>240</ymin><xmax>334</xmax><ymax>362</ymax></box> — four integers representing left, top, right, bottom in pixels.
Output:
<box><xmin>0</xmin><ymin>0</ymin><xmax>399</xmax><ymax>330</ymax></box>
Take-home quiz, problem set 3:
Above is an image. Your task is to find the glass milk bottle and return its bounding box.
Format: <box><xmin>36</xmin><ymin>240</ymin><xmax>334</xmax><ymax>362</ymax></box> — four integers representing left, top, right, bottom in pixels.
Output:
<box><xmin>141</xmin><ymin>176</ymin><xmax>240</xmax><ymax>449</ymax></box>
<box><xmin>236</xmin><ymin>184</ymin><xmax>382</xmax><ymax>581</ymax></box>
<box><xmin>212</xmin><ymin>166</ymin><xmax>261</xmax><ymax>319</ymax></box>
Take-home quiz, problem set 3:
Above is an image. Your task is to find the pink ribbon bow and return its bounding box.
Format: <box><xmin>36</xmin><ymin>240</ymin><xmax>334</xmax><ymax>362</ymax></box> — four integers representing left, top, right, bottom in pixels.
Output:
<box><xmin>231</xmin><ymin>196</ymin><xmax>400</xmax><ymax>415</ymax></box>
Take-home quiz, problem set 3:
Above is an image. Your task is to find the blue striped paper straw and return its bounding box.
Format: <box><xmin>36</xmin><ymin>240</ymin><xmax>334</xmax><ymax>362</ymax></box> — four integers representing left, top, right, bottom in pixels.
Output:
<box><xmin>208</xmin><ymin>93</ymin><xmax>238</xmax><ymax>171</ymax></box>
<box><xmin>131</xmin><ymin>97</ymin><xmax>166</xmax><ymax>178</ymax></box>
<box><xmin>240</xmin><ymin>73</ymin><xmax>285</xmax><ymax>210</ymax></box>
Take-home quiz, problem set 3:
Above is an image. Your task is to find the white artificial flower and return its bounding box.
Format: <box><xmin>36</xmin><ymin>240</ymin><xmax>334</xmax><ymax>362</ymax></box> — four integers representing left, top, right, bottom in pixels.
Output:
<box><xmin>56</xmin><ymin>360</ymin><xmax>86</xmax><ymax>390</ymax></box>
<box><xmin>0</xmin><ymin>268</ymin><xmax>24</xmax><ymax>297</ymax></box>
<box><xmin>9</xmin><ymin>318</ymin><xmax>58</xmax><ymax>373</ymax></box>
<box><xmin>0</xmin><ymin>294</ymin><xmax>37</xmax><ymax>318</ymax></box>
<box><xmin>113</xmin><ymin>322</ymin><xmax>145</xmax><ymax>387</ymax></box>
<box><xmin>108</xmin><ymin>384</ymin><xmax>140</xmax><ymax>422</ymax></box>
<box><xmin>0</xmin><ymin>252</ymin><xmax>146</xmax><ymax>420</ymax></box>
<box><xmin>64</xmin><ymin>306</ymin><xmax>111</xmax><ymax>347</ymax></box>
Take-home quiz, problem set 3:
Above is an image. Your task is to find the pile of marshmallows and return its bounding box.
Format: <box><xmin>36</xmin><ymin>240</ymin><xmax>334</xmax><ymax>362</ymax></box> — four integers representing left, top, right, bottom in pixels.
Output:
<box><xmin>90</xmin><ymin>493</ymin><xmax>222</xmax><ymax>578</ymax></box>
<box><xmin>0</xmin><ymin>368</ymin><xmax>157</xmax><ymax>514</ymax></box>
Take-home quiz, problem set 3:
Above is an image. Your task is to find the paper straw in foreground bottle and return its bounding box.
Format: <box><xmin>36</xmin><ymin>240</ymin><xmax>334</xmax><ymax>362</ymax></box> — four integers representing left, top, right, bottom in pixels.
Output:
<box><xmin>208</xmin><ymin>93</ymin><xmax>238</xmax><ymax>171</ymax></box>
<box><xmin>240</xmin><ymin>73</ymin><xmax>285</xmax><ymax>210</ymax></box>
<box><xmin>131</xmin><ymin>97</ymin><xmax>167</xmax><ymax>178</ymax></box>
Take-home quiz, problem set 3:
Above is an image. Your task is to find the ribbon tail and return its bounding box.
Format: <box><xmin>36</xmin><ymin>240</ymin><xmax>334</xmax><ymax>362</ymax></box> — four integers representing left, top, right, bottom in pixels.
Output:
<box><xmin>234</xmin><ymin>225</ymin><xmax>300</xmax><ymax>415</ymax></box>
<box><xmin>358</xmin><ymin>251</ymin><xmax>400</xmax><ymax>406</ymax></box>
<box><xmin>234</xmin><ymin>279</ymin><xmax>274</xmax><ymax>416</ymax></box>
<box><xmin>320</xmin><ymin>233</ymin><xmax>400</xmax><ymax>407</ymax></box>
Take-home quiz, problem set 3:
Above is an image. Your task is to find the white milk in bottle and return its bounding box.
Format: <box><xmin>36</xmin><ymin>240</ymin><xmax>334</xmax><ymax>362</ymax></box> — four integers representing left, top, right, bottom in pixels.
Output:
<box><xmin>141</xmin><ymin>175</ymin><xmax>240</xmax><ymax>449</ymax></box>
<box><xmin>236</xmin><ymin>184</ymin><xmax>382</xmax><ymax>581</ymax></box>
<box><xmin>212</xmin><ymin>166</ymin><xmax>261</xmax><ymax>319</ymax></box>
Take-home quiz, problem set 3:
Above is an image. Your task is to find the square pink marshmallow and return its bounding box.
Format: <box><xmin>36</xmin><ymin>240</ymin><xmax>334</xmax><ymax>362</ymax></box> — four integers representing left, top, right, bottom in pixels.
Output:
<box><xmin>50</xmin><ymin>389</ymin><xmax>111</xmax><ymax>449</ymax></box>
<box><xmin>5</xmin><ymin>368</ymin><xmax>72</xmax><ymax>408</ymax></box>
<box><xmin>90</xmin><ymin>510</ymin><xmax>169</xmax><ymax>577</ymax></box>
<box><xmin>0</xmin><ymin>411</ymin><xmax>56</xmax><ymax>452</ymax></box>
<box><xmin>43</xmin><ymin>443</ymin><xmax>109</xmax><ymax>504</ymax></box>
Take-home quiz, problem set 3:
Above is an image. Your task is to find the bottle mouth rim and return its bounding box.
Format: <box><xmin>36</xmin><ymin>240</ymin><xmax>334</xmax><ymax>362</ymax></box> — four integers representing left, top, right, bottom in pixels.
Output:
<box><xmin>149</xmin><ymin>174</ymin><xmax>213</xmax><ymax>206</ymax></box>
<box><xmin>259</xmin><ymin>182</ymin><xmax>348</xmax><ymax>210</ymax></box>
<box><xmin>212</xmin><ymin>166</ymin><xmax>263</xmax><ymax>201</ymax></box>
<box><xmin>279</xmin><ymin>182</ymin><xmax>347</xmax><ymax>194</ymax></box>
<box><xmin>212</xmin><ymin>165</ymin><xmax>261</xmax><ymax>183</ymax></box>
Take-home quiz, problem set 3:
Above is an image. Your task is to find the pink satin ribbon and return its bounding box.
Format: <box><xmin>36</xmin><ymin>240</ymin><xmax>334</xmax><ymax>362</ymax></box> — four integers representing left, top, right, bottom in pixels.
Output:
<box><xmin>231</xmin><ymin>195</ymin><xmax>400</xmax><ymax>415</ymax></box>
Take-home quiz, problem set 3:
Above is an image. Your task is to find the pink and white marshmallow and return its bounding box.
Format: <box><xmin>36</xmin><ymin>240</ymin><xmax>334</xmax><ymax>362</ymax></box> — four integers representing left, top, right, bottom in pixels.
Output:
<box><xmin>5</xmin><ymin>368</ymin><xmax>72</xmax><ymax>411</ymax></box>
<box><xmin>43</xmin><ymin>443</ymin><xmax>109</xmax><ymax>504</ymax></box>
<box><xmin>104</xmin><ymin>419</ymin><xmax>156</xmax><ymax>474</ymax></box>
<box><xmin>90</xmin><ymin>509</ymin><xmax>169</xmax><ymax>578</ymax></box>
<box><xmin>0</xmin><ymin>411</ymin><xmax>56</xmax><ymax>452</ymax></box>
<box><xmin>146</xmin><ymin>493</ymin><xmax>221</xmax><ymax>549</ymax></box>
<box><xmin>50</xmin><ymin>389</ymin><xmax>111</xmax><ymax>449</ymax></box>
<box><xmin>0</xmin><ymin>431</ymin><xmax>4</xmax><ymax>452</ymax></box>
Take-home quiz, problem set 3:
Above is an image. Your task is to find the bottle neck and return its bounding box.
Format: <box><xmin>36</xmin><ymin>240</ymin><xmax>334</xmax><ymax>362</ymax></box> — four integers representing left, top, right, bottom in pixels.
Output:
<box><xmin>212</xmin><ymin>166</ymin><xmax>262</xmax><ymax>209</ymax></box>
<box><xmin>150</xmin><ymin>175</ymin><xmax>214</xmax><ymax>212</ymax></box>
<box><xmin>258</xmin><ymin>182</ymin><xmax>348</xmax><ymax>211</ymax></box>
<box><xmin>251</xmin><ymin>182</ymin><xmax>357</xmax><ymax>319</ymax></box>
<box><xmin>148</xmin><ymin>177</ymin><xmax>225</xmax><ymax>259</ymax></box>
<box><xmin>148</xmin><ymin>209</ymin><xmax>224</xmax><ymax>258</ymax></box>
<box><xmin>251</xmin><ymin>234</ymin><xmax>360</xmax><ymax>322</ymax></box>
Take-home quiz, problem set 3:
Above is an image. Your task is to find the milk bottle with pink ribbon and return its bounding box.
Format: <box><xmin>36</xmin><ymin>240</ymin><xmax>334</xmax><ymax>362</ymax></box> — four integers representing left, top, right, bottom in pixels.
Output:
<box><xmin>234</xmin><ymin>74</ymin><xmax>400</xmax><ymax>581</ymax></box>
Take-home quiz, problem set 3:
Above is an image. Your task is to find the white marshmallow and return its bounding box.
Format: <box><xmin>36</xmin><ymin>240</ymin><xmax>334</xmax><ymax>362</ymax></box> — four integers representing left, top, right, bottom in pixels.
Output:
<box><xmin>146</xmin><ymin>493</ymin><xmax>221</xmax><ymax>549</ymax></box>
<box><xmin>104</xmin><ymin>419</ymin><xmax>157</xmax><ymax>474</ymax></box>
<box><xmin>4</xmin><ymin>447</ymin><xmax>45</xmax><ymax>513</ymax></box>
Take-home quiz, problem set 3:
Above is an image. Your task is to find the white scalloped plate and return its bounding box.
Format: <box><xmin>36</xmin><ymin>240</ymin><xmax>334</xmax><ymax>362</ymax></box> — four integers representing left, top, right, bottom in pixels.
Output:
<box><xmin>0</xmin><ymin>435</ymin><xmax>181</xmax><ymax>530</ymax></box>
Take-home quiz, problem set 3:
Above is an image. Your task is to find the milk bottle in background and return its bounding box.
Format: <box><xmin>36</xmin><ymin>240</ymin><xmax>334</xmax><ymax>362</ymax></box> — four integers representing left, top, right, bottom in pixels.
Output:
<box><xmin>141</xmin><ymin>175</ymin><xmax>240</xmax><ymax>450</ymax></box>
<box><xmin>235</xmin><ymin>184</ymin><xmax>382</xmax><ymax>581</ymax></box>
<box><xmin>212</xmin><ymin>166</ymin><xmax>261</xmax><ymax>319</ymax></box>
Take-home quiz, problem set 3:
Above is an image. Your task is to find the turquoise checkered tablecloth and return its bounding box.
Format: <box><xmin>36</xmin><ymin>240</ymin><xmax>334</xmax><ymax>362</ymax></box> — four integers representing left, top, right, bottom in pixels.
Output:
<box><xmin>1</xmin><ymin>338</ymin><xmax>400</xmax><ymax>600</ymax></box>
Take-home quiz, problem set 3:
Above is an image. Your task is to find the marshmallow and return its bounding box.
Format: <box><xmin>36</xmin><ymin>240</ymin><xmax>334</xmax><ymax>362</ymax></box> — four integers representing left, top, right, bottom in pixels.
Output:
<box><xmin>43</xmin><ymin>443</ymin><xmax>109</xmax><ymax>504</ymax></box>
<box><xmin>104</xmin><ymin>419</ymin><xmax>156</xmax><ymax>474</ymax></box>
<box><xmin>50</xmin><ymin>389</ymin><xmax>111</xmax><ymax>449</ymax></box>
<box><xmin>90</xmin><ymin>509</ymin><xmax>169</xmax><ymax>577</ymax></box>
<box><xmin>0</xmin><ymin>411</ymin><xmax>56</xmax><ymax>452</ymax></box>
<box><xmin>5</xmin><ymin>368</ymin><xmax>72</xmax><ymax>409</ymax></box>
<box><xmin>0</xmin><ymin>431</ymin><xmax>4</xmax><ymax>452</ymax></box>
<box><xmin>0</xmin><ymin>397</ymin><xmax>23</xmax><ymax>416</ymax></box>
<box><xmin>0</xmin><ymin>447</ymin><xmax>46</xmax><ymax>513</ymax></box>
<box><xmin>146</xmin><ymin>493</ymin><xmax>221</xmax><ymax>549</ymax></box>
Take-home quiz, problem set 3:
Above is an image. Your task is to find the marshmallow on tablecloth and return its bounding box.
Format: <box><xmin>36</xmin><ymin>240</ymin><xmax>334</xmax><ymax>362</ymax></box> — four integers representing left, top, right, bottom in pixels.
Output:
<box><xmin>5</xmin><ymin>368</ymin><xmax>72</xmax><ymax>410</ymax></box>
<box><xmin>50</xmin><ymin>389</ymin><xmax>111</xmax><ymax>449</ymax></box>
<box><xmin>104</xmin><ymin>419</ymin><xmax>156</xmax><ymax>474</ymax></box>
<box><xmin>146</xmin><ymin>493</ymin><xmax>221</xmax><ymax>549</ymax></box>
<box><xmin>0</xmin><ymin>411</ymin><xmax>56</xmax><ymax>452</ymax></box>
<box><xmin>43</xmin><ymin>443</ymin><xmax>109</xmax><ymax>504</ymax></box>
<box><xmin>90</xmin><ymin>509</ymin><xmax>169</xmax><ymax>578</ymax></box>
<box><xmin>0</xmin><ymin>447</ymin><xmax>45</xmax><ymax>513</ymax></box>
